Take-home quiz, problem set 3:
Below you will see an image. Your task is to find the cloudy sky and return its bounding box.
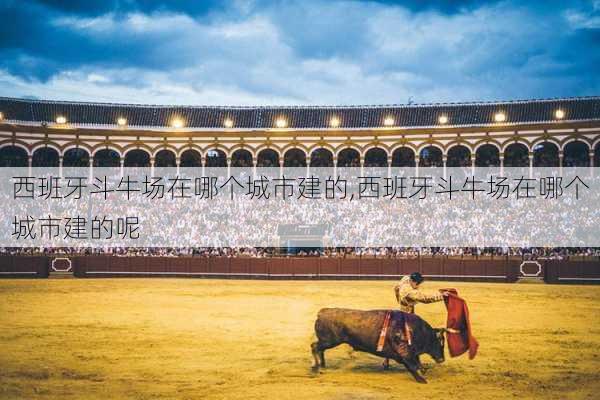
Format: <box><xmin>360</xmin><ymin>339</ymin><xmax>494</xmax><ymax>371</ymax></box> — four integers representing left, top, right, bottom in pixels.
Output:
<box><xmin>0</xmin><ymin>0</ymin><xmax>598</xmax><ymax>105</ymax></box>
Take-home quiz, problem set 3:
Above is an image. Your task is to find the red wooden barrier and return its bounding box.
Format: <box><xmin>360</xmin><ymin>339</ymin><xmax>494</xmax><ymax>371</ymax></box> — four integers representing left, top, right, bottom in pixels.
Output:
<box><xmin>0</xmin><ymin>256</ymin><xmax>49</xmax><ymax>278</ymax></box>
<box><xmin>68</xmin><ymin>255</ymin><xmax>521</xmax><ymax>282</ymax></box>
<box><xmin>544</xmin><ymin>260</ymin><xmax>600</xmax><ymax>284</ymax></box>
<box><xmin>4</xmin><ymin>255</ymin><xmax>596</xmax><ymax>283</ymax></box>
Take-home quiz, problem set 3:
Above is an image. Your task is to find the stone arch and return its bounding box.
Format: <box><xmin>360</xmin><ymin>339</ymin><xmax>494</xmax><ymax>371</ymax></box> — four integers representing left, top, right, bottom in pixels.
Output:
<box><xmin>205</xmin><ymin>148</ymin><xmax>227</xmax><ymax>167</ymax></box>
<box><xmin>177</xmin><ymin>145</ymin><xmax>203</xmax><ymax>158</ymax></box>
<box><xmin>122</xmin><ymin>143</ymin><xmax>153</xmax><ymax>158</ymax></box>
<box><xmin>560</xmin><ymin>136</ymin><xmax>591</xmax><ymax>151</ymax></box>
<box><xmin>31</xmin><ymin>142</ymin><xmax>61</xmax><ymax>156</ymax></box>
<box><xmin>281</xmin><ymin>143</ymin><xmax>308</xmax><ymax>158</ymax></box>
<box><xmin>473</xmin><ymin>139</ymin><xmax>502</xmax><ymax>153</ymax></box>
<box><xmin>364</xmin><ymin>147</ymin><xmax>388</xmax><ymax>167</ymax></box>
<box><xmin>335</xmin><ymin>144</ymin><xmax>361</xmax><ymax>158</ymax></box>
<box><xmin>391</xmin><ymin>146</ymin><xmax>416</xmax><ymax>167</ymax></box>
<box><xmin>63</xmin><ymin>147</ymin><xmax>90</xmax><ymax>167</ymax></box>
<box><xmin>229</xmin><ymin>144</ymin><xmax>257</xmax><ymax>159</ymax></box>
<box><xmin>283</xmin><ymin>148</ymin><xmax>307</xmax><ymax>167</ymax></box>
<box><xmin>361</xmin><ymin>142</ymin><xmax>391</xmax><ymax>157</ymax></box>
<box><xmin>152</xmin><ymin>144</ymin><xmax>178</xmax><ymax>158</ymax></box>
<box><xmin>257</xmin><ymin>148</ymin><xmax>280</xmax><ymax>167</ymax></box>
<box><xmin>446</xmin><ymin>144</ymin><xmax>472</xmax><ymax>167</ymax></box>
<box><xmin>501</xmin><ymin>139</ymin><xmax>531</xmax><ymax>153</ymax></box>
<box><xmin>419</xmin><ymin>145</ymin><xmax>443</xmax><ymax>167</ymax></box>
<box><xmin>32</xmin><ymin>146</ymin><xmax>60</xmax><ymax>167</ymax></box>
<box><xmin>155</xmin><ymin>149</ymin><xmax>177</xmax><ymax>167</ymax></box>
<box><xmin>308</xmin><ymin>143</ymin><xmax>336</xmax><ymax>157</ymax></box>
<box><xmin>531</xmin><ymin>137</ymin><xmax>561</xmax><ymax>151</ymax></box>
<box><xmin>0</xmin><ymin>140</ymin><xmax>30</xmax><ymax>154</ymax></box>
<box><xmin>416</xmin><ymin>141</ymin><xmax>444</xmax><ymax>155</ymax></box>
<box><xmin>504</xmin><ymin>142</ymin><xmax>529</xmax><ymax>167</ymax></box>
<box><xmin>390</xmin><ymin>142</ymin><xmax>418</xmax><ymax>153</ymax></box>
<box><xmin>563</xmin><ymin>140</ymin><xmax>590</xmax><ymax>167</ymax></box>
<box><xmin>124</xmin><ymin>149</ymin><xmax>151</xmax><ymax>167</ymax></box>
<box><xmin>533</xmin><ymin>141</ymin><xmax>559</xmax><ymax>167</ymax></box>
<box><xmin>310</xmin><ymin>148</ymin><xmax>334</xmax><ymax>167</ymax></box>
<box><xmin>91</xmin><ymin>144</ymin><xmax>123</xmax><ymax>158</ymax></box>
<box><xmin>180</xmin><ymin>149</ymin><xmax>202</xmax><ymax>167</ymax></box>
<box><xmin>475</xmin><ymin>144</ymin><xmax>500</xmax><ymax>167</ymax></box>
<box><xmin>0</xmin><ymin>145</ymin><xmax>29</xmax><ymax>167</ymax></box>
<box><xmin>61</xmin><ymin>141</ymin><xmax>93</xmax><ymax>156</ymax></box>
<box><xmin>93</xmin><ymin>149</ymin><xmax>121</xmax><ymax>167</ymax></box>
<box><xmin>337</xmin><ymin>147</ymin><xmax>360</xmax><ymax>167</ymax></box>
<box><xmin>231</xmin><ymin>148</ymin><xmax>253</xmax><ymax>167</ymax></box>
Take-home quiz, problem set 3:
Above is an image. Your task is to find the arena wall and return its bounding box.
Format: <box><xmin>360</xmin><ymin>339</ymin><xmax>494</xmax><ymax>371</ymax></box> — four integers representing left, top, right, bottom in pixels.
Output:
<box><xmin>69</xmin><ymin>255</ymin><xmax>521</xmax><ymax>282</ymax></box>
<box><xmin>544</xmin><ymin>259</ymin><xmax>600</xmax><ymax>284</ymax></box>
<box><xmin>2</xmin><ymin>255</ymin><xmax>599</xmax><ymax>283</ymax></box>
<box><xmin>0</xmin><ymin>256</ymin><xmax>49</xmax><ymax>278</ymax></box>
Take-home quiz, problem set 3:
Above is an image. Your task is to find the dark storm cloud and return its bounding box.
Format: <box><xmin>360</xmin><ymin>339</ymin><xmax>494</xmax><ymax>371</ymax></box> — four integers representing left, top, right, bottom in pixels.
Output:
<box><xmin>0</xmin><ymin>0</ymin><xmax>598</xmax><ymax>104</ymax></box>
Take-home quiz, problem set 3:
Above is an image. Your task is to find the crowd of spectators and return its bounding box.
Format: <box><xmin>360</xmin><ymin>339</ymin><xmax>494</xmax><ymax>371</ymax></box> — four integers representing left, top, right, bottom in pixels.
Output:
<box><xmin>1</xmin><ymin>246</ymin><xmax>599</xmax><ymax>259</ymax></box>
<box><xmin>1</xmin><ymin>167</ymin><xmax>599</xmax><ymax>260</ymax></box>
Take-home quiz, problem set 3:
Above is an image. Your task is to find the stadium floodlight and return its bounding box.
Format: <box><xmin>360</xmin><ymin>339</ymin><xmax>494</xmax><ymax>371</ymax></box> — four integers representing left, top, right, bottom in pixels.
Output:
<box><xmin>117</xmin><ymin>117</ymin><xmax>127</xmax><ymax>126</ymax></box>
<box><xmin>555</xmin><ymin>109</ymin><xmax>565</xmax><ymax>119</ymax></box>
<box><xmin>494</xmin><ymin>112</ymin><xmax>506</xmax><ymax>122</ymax></box>
<box><xmin>383</xmin><ymin>117</ymin><xmax>395</xmax><ymax>126</ymax></box>
<box><xmin>275</xmin><ymin>118</ymin><xmax>287</xmax><ymax>128</ymax></box>
<box><xmin>438</xmin><ymin>115</ymin><xmax>448</xmax><ymax>124</ymax></box>
<box><xmin>170</xmin><ymin>118</ymin><xmax>184</xmax><ymax>129</ymax></box>
<box><xmin>56</xmin><ymin>116</ymin><xmax>67</xmax><ymax>124</ymax></box>
<box><xmin>330</xmin><ymin>116</ymin><xmax>341</xmax><ymax>128</ymax></box>
<box><xmin>224</xmin><ymin>118</ymin><xmax>234</xmax><ymax>128</ymax></box>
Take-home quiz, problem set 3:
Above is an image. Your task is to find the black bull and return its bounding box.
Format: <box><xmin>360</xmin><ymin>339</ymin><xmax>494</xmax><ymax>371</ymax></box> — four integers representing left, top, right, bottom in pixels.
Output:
<box><xmin>311</xmin><ymin>308</ymin><xmax>446</xmax><ymax>383</ymax></box>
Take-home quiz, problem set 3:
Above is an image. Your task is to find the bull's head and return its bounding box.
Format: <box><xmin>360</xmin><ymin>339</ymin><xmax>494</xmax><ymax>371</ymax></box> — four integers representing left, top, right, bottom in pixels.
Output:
<box><xmin>430</xmin><ymin>328</ymin><xmax>446</xmax><ymax>363</ymax></box>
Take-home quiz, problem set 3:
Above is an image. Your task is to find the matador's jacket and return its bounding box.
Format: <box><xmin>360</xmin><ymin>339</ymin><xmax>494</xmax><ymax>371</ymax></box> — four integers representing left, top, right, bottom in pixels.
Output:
<box><xmin>395</xmin><ymin>275</ymin><xmax>444</xmax><ymax>313</ymax></box>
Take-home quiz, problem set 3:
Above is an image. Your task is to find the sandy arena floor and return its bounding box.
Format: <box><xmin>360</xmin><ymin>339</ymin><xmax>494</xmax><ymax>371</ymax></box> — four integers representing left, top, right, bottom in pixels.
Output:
<box><xmin>1</xmin><ymin>278</ymin><xmax>599</xmax><ymax>400</ymax></box>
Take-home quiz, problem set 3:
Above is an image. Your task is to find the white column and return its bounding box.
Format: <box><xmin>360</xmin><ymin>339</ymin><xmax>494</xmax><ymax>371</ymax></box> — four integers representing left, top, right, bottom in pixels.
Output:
<box><xmin>387</xmin><ymin>156</ymin><xmax>392</xmax><ymax>178</ymax></box>
<box><xmin>360</xmin><ymin>156</ymin><xmax>364</xmax><ymax>176</ymax></box>
<box><xmin>120</xmin><ymin>159</ymin><xmax>124</xmax><ymax>177</ymax></box>
<box><xmin>89</xmin><ymin>157</ymin><xmax>94</xmax><ymax>183</ymax></box>
<box><xmin>28</xmin><ymin>155</ymin><xmax>32</xmax><ymax>176</ymax></box>
<box><xmin>471</xmin><ymin>154</ymin><xmax>476</xmax><ymax>175</ymax></box>
<box><xmin>201</xmin><ymin>157</ymin><xmax>206</xmax><ymax>176</ymax></box>
<box><xmin>58</xmin><ymin>156</ymin><xmax>63</xmax><ymax>177</ymax></box>
<box><xmin>252</xmin><ymin>160</ymin><xmax>257</xmax><ymax>179</ymax></box>
<box><xmin>176</xmin><ymin>157</ymin><xmax>181</xmax><ymax>176</ymax></box>
<box><xmin>150</xmin><ymin>157</ymin><xmax>155</xmax><ymax>176</ymax></box>
<box><xmin>442</xmin><ymin>155</ymin><xmax>447</xmax><ymax>179</ymax></box>
<box><xmin>528</xmin><ymin>152</ymin><xmax>534</xmax><ymax>179</ymax></box>
<box><xmin>500</xmin><ymin>154</ymin><xmax>505</xmax><ymax>176</ymax></box>
<box><xmin>226</xmin><ymin>157</ymin><xmax>231</xmax><ymax>177</ymax></box>
<box><xmin>558</xmin><ymin>151</ymin><xmax>563</xmax><ymax>176</ymax></box>
<box><xmin>590</xmin><ymin>151</ymin><xmax>595</xmax><ymax>178</ymax></box>
<box><xmin>333</xmin><ymin>157</ymin><xmax>338</xmax><ymax>178</ymax></box>
<box><xmin>415</xmin><ymin>156</ymin><xmax>420</xmax><ymax>177</ymax></box>
<box><xmin>307</xmin><ymin>160</ymin><xmax>311</xmax><ymax>178</ymax></box>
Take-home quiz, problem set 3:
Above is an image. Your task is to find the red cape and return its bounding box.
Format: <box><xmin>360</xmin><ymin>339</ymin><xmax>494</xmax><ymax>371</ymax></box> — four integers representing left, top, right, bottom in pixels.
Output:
<box><xmin>440</xmin><ymin>288</ymin><xmax>479</xmax><ymax>359</ymax></box>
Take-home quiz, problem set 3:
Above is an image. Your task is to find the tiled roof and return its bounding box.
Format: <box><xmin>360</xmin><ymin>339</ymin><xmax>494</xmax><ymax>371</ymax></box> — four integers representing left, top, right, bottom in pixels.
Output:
<box><xmin>0</xmin><ymin>96</ymin><xmax>599</xmax><ymax>129</ymax></box>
